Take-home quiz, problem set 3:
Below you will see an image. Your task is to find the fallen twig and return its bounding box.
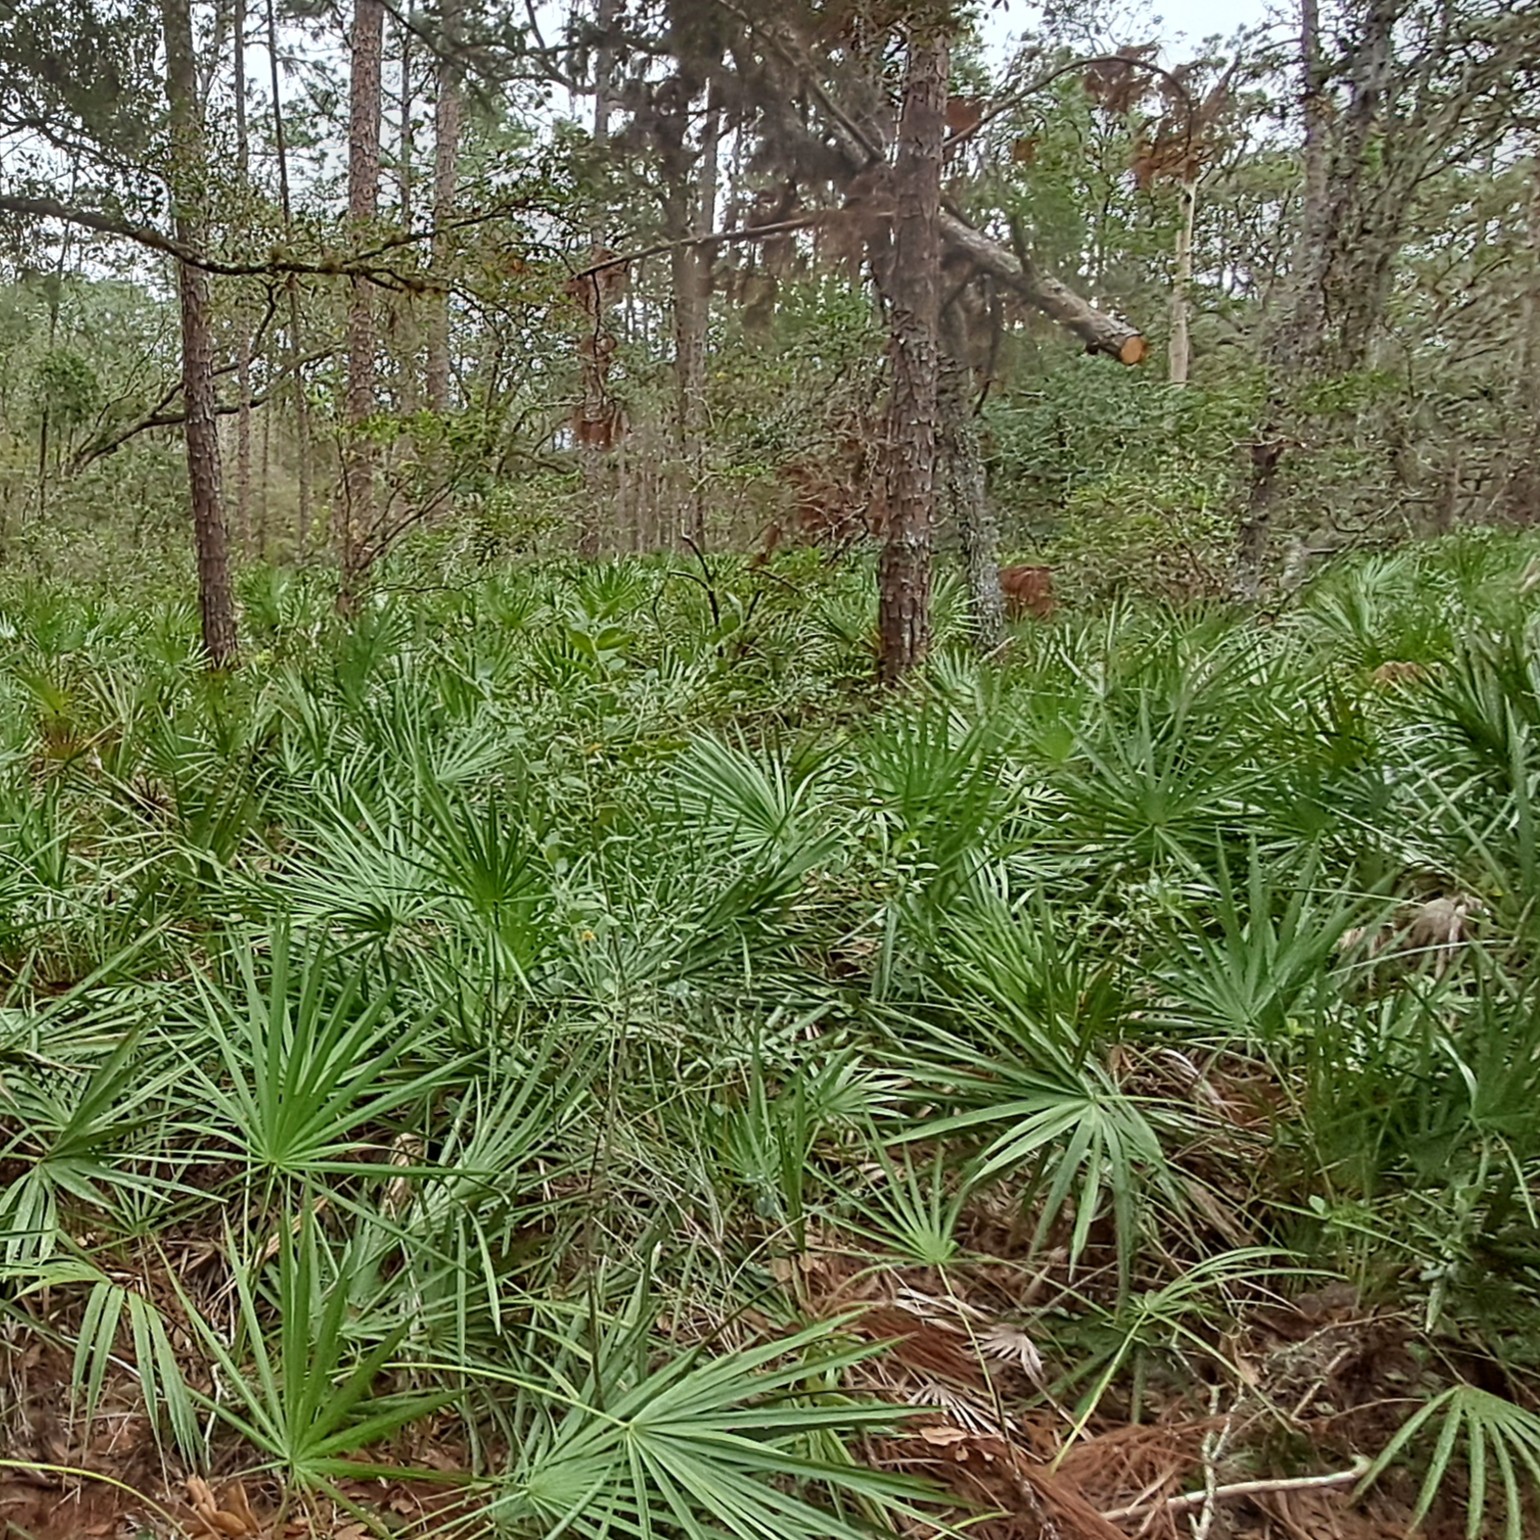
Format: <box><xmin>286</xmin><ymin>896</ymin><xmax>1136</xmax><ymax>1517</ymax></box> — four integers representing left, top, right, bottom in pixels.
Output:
<box><xmin>1101</xmin><ymin>1457</ymin><xmax>1370</xmax><ymax>1525</ymax></box>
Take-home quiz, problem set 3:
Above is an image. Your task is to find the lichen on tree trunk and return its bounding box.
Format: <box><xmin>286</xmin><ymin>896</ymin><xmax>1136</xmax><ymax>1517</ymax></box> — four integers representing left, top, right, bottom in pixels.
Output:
<box><xmin>940</xmin><ymin>301</ymin><xmax>1004</xmax><ymax>653</ymax></box>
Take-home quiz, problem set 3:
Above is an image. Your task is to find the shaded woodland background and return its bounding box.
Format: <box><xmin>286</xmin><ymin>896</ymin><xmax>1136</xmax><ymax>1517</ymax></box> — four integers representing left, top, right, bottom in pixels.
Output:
<box><xmin>0</xmin><ymin>0</ymin><xmax>1536</xmax><ymax>653</ymax></box>
<box><xmin>8</xmin><ymin>8</ymin><xmax>1540</xmax><ymax>1540</ymax></box>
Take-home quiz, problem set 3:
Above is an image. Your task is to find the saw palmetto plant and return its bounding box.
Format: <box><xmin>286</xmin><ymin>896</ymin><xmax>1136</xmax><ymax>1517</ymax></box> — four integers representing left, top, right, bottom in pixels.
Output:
<box><xmin>5</xmin><ymin>537</ymin><xmax>1540</xmax><ymax>1537</ymax></box>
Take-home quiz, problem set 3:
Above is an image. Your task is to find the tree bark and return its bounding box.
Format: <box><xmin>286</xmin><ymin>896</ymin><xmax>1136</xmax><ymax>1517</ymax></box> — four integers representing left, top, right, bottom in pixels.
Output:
<box><xmin>35</xmin><ymin>172</ymin><xmax>73</xmax><ymax>525</ymax></box>
<box><xmin>342</xmin><ymin>0</ymin><xmax>385</xmax><ymax>602</ymax></box>
<box><xmin>1233</xmin><ymin>0</ymin><xmax>1409</xmax><ymax>595</ymax></box>
<box><xmin>577</xmin><ymin>0</ymin><xmax>620</xmax><ymax>559</ymax></box>
<box><xmin>391</xmin><ymin>15</ymin><xmax>420</xmax><ymax>412</ymax></box>
<box><xmin>672</xmin><ymin>86</ymin><xmax>721</xmax><ymax>548</ymax></box>
<box><xmin>1168</xmin><ymin>173</ymin><xmax>1198</xmax><ymax>386</ymax></box>
<box><xmin>1509</xmin><ymin>139</ymin><xmax>1540</xmax><ymax>520</ymax></box>
<box><xmin>937</xmin><ymin>212</ymin><xmax>1146</xmax><ymax>364</ymax></box>
<box><xmin>664</xmin><ymin>169</ymin><xmax>695</xmax><ymax>547</ymax></box>
<box><xmin>940</xmin><ymin>301</ymin><xmax>1004</xmax><ymax>653</ymax></box>
<box><xmin>1233</xmin><ymin>0</ymin><xmax>1329</xmax><ymax>597</ymax></box>
<box><xmin>259</xmin><ymin>389</ymin><xmax>270</xmax><ymax>558</ymax></box>
<box><xmin>876</xmin><ymin>27</ymin><xmax>947</xmax><ymax>686</ymax></box>
<box><xmin>233</xmin><ymin>0</ymin><xmax>252</xmax><ymax>555</ymax></box>
<box><xmin>1291</xmin><ymin>0</ymin><xmax>1332</xmax><ymax>370</ymax></box>
<box><xmin>426</xmin><ymin>0</ymin><xmax>462</xmax><ymax>415</ymax></box>
<box><xmin>162</xmin><ymin>0</ymin><xmax>238</xmax><ymax>667</ymax></box>
<box><xmin>266</xmin><ymin>0</ymin><xmax>311</xmax><ymax>549</ymax></box>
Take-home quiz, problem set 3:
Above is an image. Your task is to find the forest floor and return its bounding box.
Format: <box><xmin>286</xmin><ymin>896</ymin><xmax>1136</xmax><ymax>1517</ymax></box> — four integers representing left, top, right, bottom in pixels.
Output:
<box><xmin>2</xmin><ymin>539</ymin><xmax>1539</xmax><ymax>1540</ymax></box>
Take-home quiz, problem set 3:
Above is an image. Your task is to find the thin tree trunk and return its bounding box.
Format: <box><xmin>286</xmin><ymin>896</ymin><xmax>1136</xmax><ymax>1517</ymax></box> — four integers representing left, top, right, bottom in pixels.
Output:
<box><xmin>342</xmin><ymin>0</ymin><xmax>385</xmax><ymax>602</ymax></box>
<box><xmin>259</xmin><ymin>395</ymin><xmax>270</xmax><ymax>558</ymax></box>
<box><xmin>1291</xmin><ymin>0</ymin><xmax>1332</xmax><ymax>370</ymax></box>
<box><xmin>426</xmin><ymin>0</ymin><xmax>461</xmax><ymax>415</ymax></box>
<box><xmin>266</xmin><ymin>0</ymin><xmax>310</xmax><ymax>550</ymax></box>
<box><xmin>397</xmin><ymin>19</ymin><xmax>413</xmax><ymax>222</ymax></box>
<box><xmin>666</xmin><ymin>181</ymin><xmax>697</xmax><ymax>547</ymax></box>
<box><xmin>940</xmin><ymin>302</ymin><xmax>1004</xmax><ymax>653</ymax></box>
<box><xmin>692</xmin><ymin>89</ymin><xmax>721</xmax><ymax>542</ymax></box>
<box><xmin>162</xmin><ymin>0</ymin><xmax>238</xmax><ymax>667</ymax></box>
<box><xmin>1168</xmin><ymin>172</ymin><xmax>1198</xmax><ymax>386</ymax></box>
<box><xmin>35</xmin><ymin>167</ymin><xmax>75</xmax><ymax>524</ymax></box>
<box><xmin>1510</xmin><ymin>140</ymin><xmax>1540</xmax><ymax>521</ymax></box>
<box><xmin>233</xmin><ymin>0</ymin><xmax>253</xmax><ymax>556</ymax></box>
<box><xmin>392</xmin><ymin>15</ymin><xmax>420</xmax><ymax>411</ymax></box>
<box><xmin>1523</xmin><ymin>144</ymin><xmax>1540</xmax><ymax>385</ymax></box>
<box><xmin>577</xmin><ymin>0</ymin><xmax>619</xmax><ymax>558</ymax></box>
<box><xmin>876</xmin><ymin>27</ymin><xmax>947</xmax><ymax>686</ymax></box>
<box><xmin>1233</xmin><ymin>0</ymin><xmax>1328</xmax><ymax>597</ymax></box>
<box><xmin>669</xmin><ymin>87</ymin><xmax>721</xmax><ymax>548</ymax></box>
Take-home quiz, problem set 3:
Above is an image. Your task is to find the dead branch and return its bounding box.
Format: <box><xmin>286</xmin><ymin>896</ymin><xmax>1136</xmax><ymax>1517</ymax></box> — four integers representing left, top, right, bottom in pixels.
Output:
<box><xmin>0</xmin><ymin>195</ymin><xmax>528</xmax><ymax>292</ymax></box>
<box><xmin>566</xmin><ymin>215</ymin><xmax>824</xmax><ymax>281</ymax></box>
<box><xmin>72</xmin><ymin>345</ymin><xmax>336</xmax><ymax>467</ymax></box>
<box><xmin>1101</xmin><ymin>1457</ymin><xmax>1370</xmax><ymax>1524</ymax></box>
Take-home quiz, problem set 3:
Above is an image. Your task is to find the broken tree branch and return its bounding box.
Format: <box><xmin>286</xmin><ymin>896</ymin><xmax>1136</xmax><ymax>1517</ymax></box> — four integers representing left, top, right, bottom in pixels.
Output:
<box><xmin>944</xmin><ymin>211</ymin><xmax>1146</xmax><ymax>363</ymax></box>
<box><xmin>731</xmin><ymin>8</ymin><xmax>1147</xmax><ymax>363</ymax></box>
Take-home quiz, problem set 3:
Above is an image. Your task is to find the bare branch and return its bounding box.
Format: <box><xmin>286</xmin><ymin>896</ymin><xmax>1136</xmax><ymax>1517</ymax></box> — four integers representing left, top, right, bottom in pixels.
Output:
<box><xmin>0</xmin><ymin>193</ymin><xmax>536</xmax><ymax>292</ymax></box>
<box><xmin>1102</xmin><ymin>1458</ymin><xmax>1370</xmax><ymax>1524</ymax></box>
<box><xmin>567</xmin><ymin>214</ymin><xmax>823</xmax><ymax>280</ymax></box>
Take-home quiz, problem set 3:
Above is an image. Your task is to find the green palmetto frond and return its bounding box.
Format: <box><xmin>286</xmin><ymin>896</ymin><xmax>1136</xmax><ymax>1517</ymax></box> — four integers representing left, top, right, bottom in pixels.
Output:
<box><xmin>1358</xmin><ymin>1384</ymin><xmax>1540</xmax><ymax>1540</ymax></box>
<box><xmin>479</xmin><ymin>1309</ymin><xmax>931</xmax><ymax>1540</ymax></box>
<box><xmin>9</xmin><ymin>1257</ymin><xmax>201</xmax><ymax>1461</ymax></box>
<box><xmin>1153</xmin><ymin>840</ymin><xmax>1366</xmax><ymax>1043</ymax></box>
<box><xmin>174</xmin><ymin>1207</ymin><xmax>454</xmax><ymax>1488</ymax></box>
<box><xmin>0</xmin><ymin>1025</ymin><xmax>187</xmax><ymax>1266</ymax></box>
<box><xmin>840</xmin><ymin>1137</ymin><xmax>968</xmax><ymax>1269</ymax></box>
<box><xmin>179</xmin><ymin>927</ymin><xmax>466</xmax><ymax>1182</ymax></box>
<box><xmin>909</xmin><ymin>1067</ymin><xmax>1178</xmax><ymax>1294</ymax></box>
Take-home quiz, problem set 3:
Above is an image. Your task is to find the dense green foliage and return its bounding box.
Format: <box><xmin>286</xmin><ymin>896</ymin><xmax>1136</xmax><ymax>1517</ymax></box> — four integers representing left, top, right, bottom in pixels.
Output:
<box><xmin>5</xmin><ymin>535</ymin><xmax>1540</xmax><ymax>1533</ymax></box>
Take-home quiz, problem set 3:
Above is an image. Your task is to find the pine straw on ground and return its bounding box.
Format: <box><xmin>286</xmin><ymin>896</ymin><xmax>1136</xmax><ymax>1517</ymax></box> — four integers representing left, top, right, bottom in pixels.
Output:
<box><xmin>0</xmin><ymin>1267</ymin><xmax>1471</xmax><ymax>1540</ymax></box>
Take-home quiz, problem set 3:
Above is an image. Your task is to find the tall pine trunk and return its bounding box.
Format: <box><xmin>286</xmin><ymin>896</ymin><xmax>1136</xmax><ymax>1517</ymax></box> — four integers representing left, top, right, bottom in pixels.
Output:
<box><xmin>426</xmin><ymin>0</ymin><xmax>461</xmax><ymax>414</ymax></box>
<box><xmin>161</xmin><ymin>0</ymin><xmax>238</xmax><ymax>667</ymax></box>
<box><xmin>391</xmin><ymin>17</ymin><xmax>420</xmax><ymax>411</ymax></box>
<box><xmin>233</xmin><ymin>0</ymin><xmax>252</xmax><ymax>555</ymax></box>
<box><xmin>876</xmin><ymin>27</ymin><xmax>947</xmax><ymax>685</ymax></box>
<box><xmin>670</xmin><ymin>87</ymin><xmax>721</xmax><ymax>548</ymax></box>
<box><xmin>577</xmin><ymin>0</ymin><xmax>619</xmax><ymax>558</ymax></box>
<box><xmin>665</xmin><ymin>181</ymin><xmax>697</xmax><ymax>547</ymax></box>
<box><xmin>267</xmin><ymin>0</ymin><xmax>311</xmax><ymax>550</ymax></box>
<box><xmin>341</xmin><ymin>0</ymin><xmax>384</xmax><ymax>604</ymax></box>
